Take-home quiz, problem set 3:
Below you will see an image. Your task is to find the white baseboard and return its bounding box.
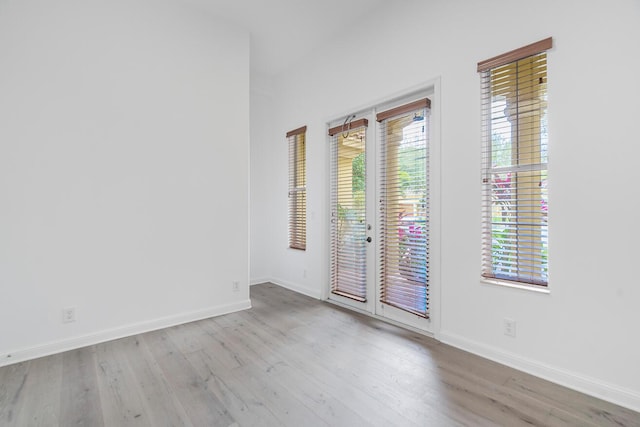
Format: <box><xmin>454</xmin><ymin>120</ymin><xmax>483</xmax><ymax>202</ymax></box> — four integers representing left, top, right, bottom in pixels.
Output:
<box><xmin>250</xmin><ymin>277</ymin><xmax>270</xmax><ymax>286</ymax></box>
<box><xmin>268</xmin><ymin>277</ymin><xmax>323</xmax><ymax>300</ymax></box>
<box><xmin>439</xmin><ymin>331</ymin><xmax>640</xmax><ymax>413</ymax></box>
<box><xmin>0</xmin><ymin>299</ymin><xmax>251</xmax><ymax>368</ymax></box>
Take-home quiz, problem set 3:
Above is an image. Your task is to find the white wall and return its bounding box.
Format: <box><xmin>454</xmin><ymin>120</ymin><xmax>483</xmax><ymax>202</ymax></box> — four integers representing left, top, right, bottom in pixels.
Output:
<box><xmin>250</xmin><ymin>0</ymin><xmax>640</xmax><ymax>411</ymax></box>
<box><xmin>250</xmin><ymin>72</ymin><xmax>277</xmax><ymax>284</ymax></box>
<box><xmin>0</xmin><ymin>0</ymin><xmax>250</xmax><ymax>364</ymax></box>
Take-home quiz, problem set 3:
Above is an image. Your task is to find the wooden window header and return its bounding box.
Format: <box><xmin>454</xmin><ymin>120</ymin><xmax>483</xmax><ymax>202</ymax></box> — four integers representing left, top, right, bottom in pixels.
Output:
<box><xmin>477</xmin><ymin>37</ymin><xmax>552</xmax><ymax>72</ymax></box>
<box><xmin>328</xmin><ymin>118</ymin><xmax>369</xmax><ymax>136</ymax></box>
<box><xmin>376</xmin><ymin>98</ymin><xmax>430</xmax><ymax>122</ymax></box>
<box><xmin>286</xmin><ymin>126</ymin><xmax>307</xmax><ymax>138</ymax></box>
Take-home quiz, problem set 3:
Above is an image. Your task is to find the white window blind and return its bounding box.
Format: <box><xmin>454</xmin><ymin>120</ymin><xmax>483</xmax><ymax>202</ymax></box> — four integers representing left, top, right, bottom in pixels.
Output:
<box><xmin>287</xmin><ymin>126</ymin><xmax>307</xmax><ymax>250</ymax></box>
<box><xmin>329</xmin><ymin>119</ymin><xmax>368</xmax><ymax>301</ymax></box>
<box><xmin>478</xmin><ymin>38</ymin><xmax>551</xmax><ymax>286</ymax></box>
<box><xmin>377</xmin><ymin>99</ymin><xmax>430</xmax><ymax>317</ymax></box>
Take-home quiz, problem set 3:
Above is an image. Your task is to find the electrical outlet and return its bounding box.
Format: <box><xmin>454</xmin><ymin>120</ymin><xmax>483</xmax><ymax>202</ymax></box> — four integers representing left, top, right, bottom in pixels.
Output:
<box><xmin>62</xmin><ymin>307</ymin><xmax>76</xmax><ymax>323</ymax></box>
<box><xmin>503</xmin><ymin>318</ymin><xmax>516</xmax><ymax>337</ymax></box>
<box><xmin>232</xmin><ymin>281</ymin><xmax>240</xmax><ymax>292</ymax></box>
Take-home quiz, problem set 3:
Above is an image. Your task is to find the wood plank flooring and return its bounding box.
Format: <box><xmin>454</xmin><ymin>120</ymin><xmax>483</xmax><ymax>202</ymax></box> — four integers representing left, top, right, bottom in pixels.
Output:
<box><xmin>1</xmin><ymin>282</ymin><xmax>638</xmax><ymax>426</ymax></box>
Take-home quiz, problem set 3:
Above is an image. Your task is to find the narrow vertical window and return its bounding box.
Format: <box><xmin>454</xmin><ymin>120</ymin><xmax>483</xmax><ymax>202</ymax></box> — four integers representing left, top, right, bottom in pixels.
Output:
<box><xmin>478</xmin><ymin>38</ymin><xmax>552</xmax><ymax>287</ymax></box>
<box><xmin>287</xmin><ymin>126</ymin><xmax>307</xmax><ymax>250</ymax></box>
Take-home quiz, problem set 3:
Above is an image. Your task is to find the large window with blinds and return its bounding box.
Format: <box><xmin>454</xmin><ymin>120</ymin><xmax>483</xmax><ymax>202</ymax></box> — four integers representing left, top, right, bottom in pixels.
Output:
<box><xmin>287</xmin><ymin>126</ymin><xmax>307</xmax><ymax>250</ymax></box>
<box><xmin>478</xmin><ymin>38</ymin><xmax>552</xmax><ymax>287</ymax></box>
<box><xmin>378</xmin><ymin>100</ymin><xmax>430</xmax><ymax>317</ymax></box>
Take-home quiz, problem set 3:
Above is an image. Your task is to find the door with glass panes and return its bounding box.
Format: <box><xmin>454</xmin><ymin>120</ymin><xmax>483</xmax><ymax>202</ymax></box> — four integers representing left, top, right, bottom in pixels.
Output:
<box><xmin>329</xmin><ymin>98</ymin><xmax>431</xmax><ymax>331</ymax></box>
<box><xmin>329</xmin><ymin>118</ymin><xmax>375</xmax><ymax>312</ymax></box>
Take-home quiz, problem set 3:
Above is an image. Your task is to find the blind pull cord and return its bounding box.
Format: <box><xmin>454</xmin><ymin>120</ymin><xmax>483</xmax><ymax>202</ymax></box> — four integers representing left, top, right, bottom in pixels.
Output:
<box><xmin>342</xmin><ymin>114</ymin><xmax>355</xmax><ymax>139</ymax></box>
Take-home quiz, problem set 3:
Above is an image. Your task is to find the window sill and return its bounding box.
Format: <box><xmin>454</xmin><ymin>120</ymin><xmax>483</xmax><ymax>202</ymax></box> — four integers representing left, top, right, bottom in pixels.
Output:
<box><xmin>480</xmin><ymin>278</ymin><xmax>550</xmax><ymax>294</ymax></box>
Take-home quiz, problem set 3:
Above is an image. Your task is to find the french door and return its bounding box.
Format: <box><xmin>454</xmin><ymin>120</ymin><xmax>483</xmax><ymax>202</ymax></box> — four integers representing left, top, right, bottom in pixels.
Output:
<box><xmin>329</xmin><ymin>118</ymin><xmax>375</xmax><ymax>312</ymax></box>
<box><xmin>329</xmin><ymin>96</ymin><xmax>432</xmax><ymax>331</ymax></box>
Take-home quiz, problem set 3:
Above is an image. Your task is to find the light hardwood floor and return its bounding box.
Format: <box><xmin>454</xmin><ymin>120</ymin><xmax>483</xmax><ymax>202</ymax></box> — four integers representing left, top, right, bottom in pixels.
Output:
<box><xmin>1</xmin><ymin>282</ymin><xmax>638</xmax><ymax>426</ymax></box>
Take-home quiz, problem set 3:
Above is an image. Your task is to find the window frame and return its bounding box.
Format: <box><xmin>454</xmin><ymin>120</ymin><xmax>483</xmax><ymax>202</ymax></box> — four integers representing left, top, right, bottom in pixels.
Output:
<box><xmin>287</xmin><ymin>126</ymin><xmax>307</xmax><ymax>251</ymax></box>
<box><xmin>478</xmin><ymin>38</ymin><xmax>552</xmax><ymax>289</ymax></box>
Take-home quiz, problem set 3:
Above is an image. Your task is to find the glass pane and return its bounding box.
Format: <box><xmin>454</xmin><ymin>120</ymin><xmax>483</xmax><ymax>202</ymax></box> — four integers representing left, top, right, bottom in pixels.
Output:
<box><xmin>491</xmin><ymin>97</ymin><xmax>513</xmax><ymax>168</ymax></box>
<box><xmin>380</xmin><ymin>109</ymin><xmax>428</xmax><ymax>317</ymax></box>
<box><xmin>288</xmin><ymin>133</ymin><xmax>306</xmax><ymax>250</ymax></box>
<box><xmin>331</xmin><ymin>128</ymin><xmax>367</xmax><ymax>301</ymax></box>
<box><xmin>490</xmin><ymin>170</ymin><xmax>548</xmax><ymax>283</ymax></box>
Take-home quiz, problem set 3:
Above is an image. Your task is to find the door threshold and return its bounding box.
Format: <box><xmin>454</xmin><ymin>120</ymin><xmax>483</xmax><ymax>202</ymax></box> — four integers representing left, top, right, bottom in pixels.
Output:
<box><xmin>325</xmin><ymin>298</ymin><xmax>435</xmax><ymax>339</ymax></box>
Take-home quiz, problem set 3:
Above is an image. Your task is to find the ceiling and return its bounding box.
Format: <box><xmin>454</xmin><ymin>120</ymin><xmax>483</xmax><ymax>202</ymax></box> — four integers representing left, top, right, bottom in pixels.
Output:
<box><xmin>183</xmin><ymin>0</ymin><xmax>394</xmax><ymax>76</ymax></box>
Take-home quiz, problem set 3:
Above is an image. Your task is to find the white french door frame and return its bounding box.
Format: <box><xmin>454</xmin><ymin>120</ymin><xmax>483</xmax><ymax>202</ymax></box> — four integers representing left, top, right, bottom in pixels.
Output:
<box><xmin>327</xmin><ymin>79</ymin><xmax>441</xmax><ymax>337</ymax></box>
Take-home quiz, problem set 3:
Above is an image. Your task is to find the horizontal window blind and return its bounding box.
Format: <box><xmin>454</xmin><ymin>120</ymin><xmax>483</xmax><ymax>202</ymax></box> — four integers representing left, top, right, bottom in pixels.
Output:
<box><xmin>377</xmin><ymin>99</ymin><xmax>430</xmax><ymax>317</ymax></box>
<box><xmin>329</xmin><ymin>119</ymin><xmax>368</xmax><ymax>301</ymax></box>
<box><xmin>287</xmin><ymin>126</ymin><xmax>307</xmax><ymax>250</ymax></box>
<box><xmin>479</xmin><ymin>38</ymin><xmax>551</xmax><ymax>286</ymax></box>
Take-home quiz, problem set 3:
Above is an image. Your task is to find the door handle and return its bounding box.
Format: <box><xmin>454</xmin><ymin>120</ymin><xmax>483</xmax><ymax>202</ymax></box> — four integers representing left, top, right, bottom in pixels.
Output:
<box><xmin>366</xmin><ymin>237</ymin><xmax>372</xmax><ymax>243</ymax></box>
